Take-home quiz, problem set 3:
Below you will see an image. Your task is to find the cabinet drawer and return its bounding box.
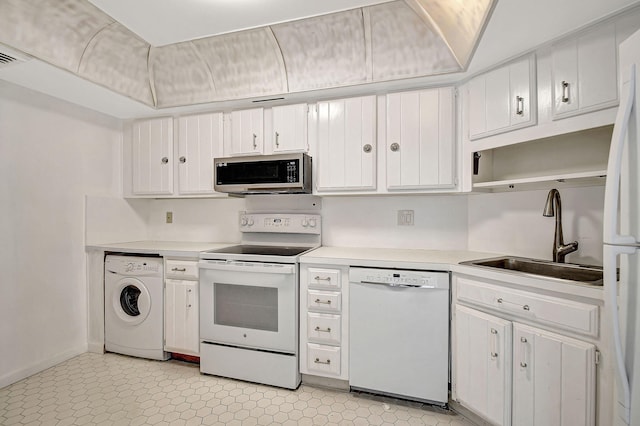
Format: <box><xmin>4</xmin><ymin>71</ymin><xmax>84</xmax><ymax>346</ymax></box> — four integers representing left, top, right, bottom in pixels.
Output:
<box><xmin>306</xmin><ymin>343</ymin><xmax>341</xmax><ymax>376</ymax></box>
<box><xmin>457</xmin><ymin>277</ymin><xmax>599</xmax><ymax>337</ymax></box>
<box><xmin>307</xmin><ymin>290</ymin><xmax>341</xmax><ymax>313</ymax></box>
<box><xmin>307</xmin><ymin>312</ymin><xmax>341</xmax><ymax>345</ymax></box>
<box><xmin>165</xmin><ymin>259</ymin><xmax>199</xmax><ymax>280</ymax></box>
<box><xmin>307</xmin><ymin>268</ymin><xmax>341</xmax><ymax>289</ymax></box>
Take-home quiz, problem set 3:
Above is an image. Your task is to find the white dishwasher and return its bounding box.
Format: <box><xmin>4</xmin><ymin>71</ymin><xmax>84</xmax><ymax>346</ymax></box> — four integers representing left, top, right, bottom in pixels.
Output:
<box><xmin>349</xmin><ymin>267</ymin><xmax>450</xmax><ymax>405</ymax></box>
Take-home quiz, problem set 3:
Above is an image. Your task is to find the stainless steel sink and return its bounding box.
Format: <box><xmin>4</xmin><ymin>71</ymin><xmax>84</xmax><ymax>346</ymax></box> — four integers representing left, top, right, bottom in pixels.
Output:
<box><xmin>461</xmin><ymin>256</ymin><xmax>604</xmax><ymax>286</ymax></box>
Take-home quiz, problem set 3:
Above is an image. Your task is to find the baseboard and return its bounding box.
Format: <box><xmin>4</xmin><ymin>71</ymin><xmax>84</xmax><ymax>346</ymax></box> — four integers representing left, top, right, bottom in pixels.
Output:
<box><xmin>0</xmin><ymin>344</ymin><xmax>88</xmax><ymax>389</ymax></box>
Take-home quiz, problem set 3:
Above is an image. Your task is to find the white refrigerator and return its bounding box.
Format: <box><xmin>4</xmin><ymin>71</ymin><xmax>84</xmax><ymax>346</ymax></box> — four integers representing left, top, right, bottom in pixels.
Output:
<box><xmin>605</xmin><ymin>28</ymin><xmax>640</xmax><ymax>426</ymax></box>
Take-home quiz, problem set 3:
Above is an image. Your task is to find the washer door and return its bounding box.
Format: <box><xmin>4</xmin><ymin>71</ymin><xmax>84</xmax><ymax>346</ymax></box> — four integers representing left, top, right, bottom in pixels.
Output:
<box><xmin>111</xmin><ymin>278</ymin><xmax>151</xmax><ymax>326</ymax></box>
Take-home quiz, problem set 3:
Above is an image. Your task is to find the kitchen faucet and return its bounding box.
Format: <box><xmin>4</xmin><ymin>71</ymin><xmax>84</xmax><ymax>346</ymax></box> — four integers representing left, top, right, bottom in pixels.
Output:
<box><xmin>543</xmin><ymin>188</ymin><xmax>579</xmax><ymax>263</ymax></box>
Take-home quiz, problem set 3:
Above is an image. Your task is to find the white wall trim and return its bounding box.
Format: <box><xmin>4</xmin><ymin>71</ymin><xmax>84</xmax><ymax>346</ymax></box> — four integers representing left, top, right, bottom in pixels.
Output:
<box><xmin>0</xmin><ymin>345</ymin><xmax>88</xmax><ymax>389</ymax></box>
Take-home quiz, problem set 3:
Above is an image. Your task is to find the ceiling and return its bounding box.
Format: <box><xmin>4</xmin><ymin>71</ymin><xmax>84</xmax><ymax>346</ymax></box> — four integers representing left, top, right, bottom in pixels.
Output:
<box><xmin>87</xmin><ymin>0</ymin><xmax>395</xmax><ymax>47</ymax></box>
<box><xmin>0</xmin><ymin>0</ymin><xmax>639</xmax><ymax>119</ymax></box>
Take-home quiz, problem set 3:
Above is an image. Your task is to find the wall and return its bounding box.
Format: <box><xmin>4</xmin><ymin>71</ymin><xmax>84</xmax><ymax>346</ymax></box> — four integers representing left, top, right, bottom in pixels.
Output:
<box><xmin>467</xmin><ymin>186</ymin><xmax>605</xmax><ymax>264</ymax></box>
<box><xmin>0</xmin><ymin>81</ymin><xmax>122</xmax><ymax>387</ymax></box>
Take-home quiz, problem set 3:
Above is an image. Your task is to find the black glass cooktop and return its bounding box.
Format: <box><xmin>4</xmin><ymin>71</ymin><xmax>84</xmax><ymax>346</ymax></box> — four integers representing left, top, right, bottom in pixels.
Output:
<box><xmin>210</xmin><ymin>245</ymin><xmax>313</xmax><ymax>256</ymax></box>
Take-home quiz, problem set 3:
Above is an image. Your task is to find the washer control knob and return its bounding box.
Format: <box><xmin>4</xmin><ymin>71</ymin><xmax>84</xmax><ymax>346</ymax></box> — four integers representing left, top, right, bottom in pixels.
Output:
<box><xmin>308</xmin><ymin>218</ymin><xmax>317</xmax><ymax>228</ymax></box>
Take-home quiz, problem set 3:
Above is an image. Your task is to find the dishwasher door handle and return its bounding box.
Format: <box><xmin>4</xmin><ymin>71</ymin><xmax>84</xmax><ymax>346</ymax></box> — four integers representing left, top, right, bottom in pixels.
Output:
<box><xmin>359</xmin><ymin>280</ymin><xmax>435</xmax><ymax>289</ymax></box>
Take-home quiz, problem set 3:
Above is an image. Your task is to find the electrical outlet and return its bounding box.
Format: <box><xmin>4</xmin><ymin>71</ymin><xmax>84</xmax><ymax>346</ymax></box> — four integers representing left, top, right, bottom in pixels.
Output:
<box><xmin>397</xmin><ymin>210</ymin><xmax>414</xmax><ymax>226</ymax></box>
<box><xmin>166</xmin><ymin>212</ymin><xmax>173</xmax><ymax>224</ymax></box>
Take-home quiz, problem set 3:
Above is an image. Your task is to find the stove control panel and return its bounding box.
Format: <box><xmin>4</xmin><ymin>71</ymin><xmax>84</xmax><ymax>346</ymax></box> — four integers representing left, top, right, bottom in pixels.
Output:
<box><xmin>239</xmin><ymin>213</ymin><xmax>321</xmax><ymax>234</ymax></box>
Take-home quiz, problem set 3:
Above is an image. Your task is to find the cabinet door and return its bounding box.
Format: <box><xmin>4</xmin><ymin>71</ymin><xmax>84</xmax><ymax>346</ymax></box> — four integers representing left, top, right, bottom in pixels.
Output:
<box><xmin>455</xmin><ymin>305</ymin><xmax>512</xmax><ymax>426</ymax></box>
<box><xmin>272</xmin><ymin>104</ymin><xmax>308</xmax><ymax>153</ymax></box>
<box><xmin>512</xmin><ymin>323</ymin><xmax>596</xmax><ymax>426</ymax></box>
<box><xmin>165</xmin><ymin>279</ymin><xmax>199</xmax><ymax>355</ymax></box>
<box><xmin>509</xmin><ymin>58</ymin><xmax>533</xmax><ymax>126</ymax></box>
<box><xmin>386</xmin><ymin>87</ymin><xmax>455</xmax><ymax>189</ymax></box>
<box><xmin>132</xmin><ymin>117</ymin><xmax>173</xmax><ymax>195</ymax></box>
<box><xmin>484</xmin><ymin>66</ymin><xmax>511</xmax><ymax>132</ymax></box>
<box><xmin>230</xmin><ymin>108</ymin><xmax>263</xmax><ymax>155</ymax></box>
<box><xmin>316</xmin><ymin>96</ymin><xmax>376</xmax><ymax>191</ymax></box>
<box><xmin>552</xmin><ymin>24</ymin><xmax>618</xmax><ymax>119</ymax></box>
<box><xmin>177</xmin><ymin>112</ymin><xmax>223</xmax><ymax>195</ymax></box>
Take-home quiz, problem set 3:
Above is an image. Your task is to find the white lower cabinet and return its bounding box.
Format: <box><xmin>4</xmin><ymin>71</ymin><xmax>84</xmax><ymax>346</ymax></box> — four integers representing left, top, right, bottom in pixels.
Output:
<box><xmin>164</xmin><ymin>259</ymin><xmax>199</xmax><ymax>356</ymax></box>
<box><xmin>299</xmin><ymin>265</ymin><xmax>349</xmax><ymax>381</ymax></box>
<box><xmin>455</xmin><ymin>305</ymin><xmax>512</xmax><ymax>426</ymax></box>
<box><xmin>455</xmin><ymin>303</ymin><xmax>596</xmax><ymax>426</ymax></box>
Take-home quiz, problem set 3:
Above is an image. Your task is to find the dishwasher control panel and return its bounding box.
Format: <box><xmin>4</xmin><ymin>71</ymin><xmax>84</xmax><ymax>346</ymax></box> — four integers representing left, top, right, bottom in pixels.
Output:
<box><xmin>349</xmin><ymin>268</ymin><xmax>449</xmax><ymax>289</ymax></box>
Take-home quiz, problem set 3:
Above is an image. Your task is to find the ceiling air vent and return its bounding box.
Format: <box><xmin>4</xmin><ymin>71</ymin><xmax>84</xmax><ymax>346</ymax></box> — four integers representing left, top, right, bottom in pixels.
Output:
<box><xmin>0</xmin><ymin>46</ymin><xmax>30</xmax><ymax>69</ymax></box>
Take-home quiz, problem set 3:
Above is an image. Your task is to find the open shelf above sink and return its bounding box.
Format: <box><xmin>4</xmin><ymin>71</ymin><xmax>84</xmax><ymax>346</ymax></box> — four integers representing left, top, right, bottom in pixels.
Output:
<box><xmin>473</xmin><ymin>170</ymin><xmax>607</xmax><ymax>192</ymax></box>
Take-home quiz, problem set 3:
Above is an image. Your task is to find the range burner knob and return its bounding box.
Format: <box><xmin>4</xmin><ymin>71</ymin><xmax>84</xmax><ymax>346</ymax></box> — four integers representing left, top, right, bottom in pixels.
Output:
<box><xmin>240</xmin><ymin>217</ymin><xmax>248</xmax><ymax>226</ymax></box>
<box><xmin>308</xmin><ymin>218</ymin><xmax>317</xmax><ymax>228</ymax></box>
<box><xmin>247</xmin><ymin>218</ymin><xmax>254</xmax><ymax>226</ymax></box>
<box><xmin>301</xmin><ymin>218</ymin><xmax>309</xmax><ymax>227</ymax></box>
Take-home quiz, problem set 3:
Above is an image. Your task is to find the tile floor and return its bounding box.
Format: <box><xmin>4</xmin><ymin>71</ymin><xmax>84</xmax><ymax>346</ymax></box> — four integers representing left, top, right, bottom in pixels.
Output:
<box><xmin>0</xmin><ymin>353</ymin><xmax>475</xmax><ymax>425</ymax></box>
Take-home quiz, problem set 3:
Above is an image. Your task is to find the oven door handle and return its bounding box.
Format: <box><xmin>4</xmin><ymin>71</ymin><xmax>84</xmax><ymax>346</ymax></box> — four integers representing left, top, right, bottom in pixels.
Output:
<box><xmin>198</xmin><ymin>261</ymin><xmax>295</xmax><ymax>275</ymax></box>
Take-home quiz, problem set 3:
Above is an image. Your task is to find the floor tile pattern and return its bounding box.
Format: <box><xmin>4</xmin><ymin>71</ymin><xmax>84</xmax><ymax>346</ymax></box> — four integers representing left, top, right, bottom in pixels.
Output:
<box><xmin>0</xmin><ymin>353</ymin><xmax>475</xmax><ymax>425</ymax></box>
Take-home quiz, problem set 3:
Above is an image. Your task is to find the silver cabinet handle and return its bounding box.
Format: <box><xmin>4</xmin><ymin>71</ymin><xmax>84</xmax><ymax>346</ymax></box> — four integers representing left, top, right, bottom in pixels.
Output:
<box><xmin>520</xmin><ymin>362</ymin><xmax>528</xmax><ymax>368</ymax></box>
<box><xmin>520</xmin><ymin>336</ymin><xmax>528</xmax><ymax>368</ymax></box>
<box><xmin>490</xmin><ymin>328</ymin><xmax>498</xmax><ymax>359</ymax></box>
<box><xmin>161</xmin><ymin>157</ymin><xmax>169</xmax><ymax>164</ymax></box>
<box><xmin>314</xmin><ymin>299</ymin><xmax>332</xmax><ymax>305</ymax></box>
<box><xmin>390</xmin><ymin>143</ymin><xmax>400</xmax><ymax>152</ymax></box>
<box><xmin>252</xmin><ymin>133</ymin><xmax>257</xmax><ymax>149</ymax></box>
<box><xmin>314</xmin><ymin>326</ymin><xmax>332</xmax><ymax>333</ymax></box>
<box><xmin>523</xmin><ymin>305</ymin><xmax>530</xmax><ymax>311</ymax></box>
<box><xmin>314</xmin><ymin>358</ymin><xmax>331</xmax><ymax>365</ymax></box>
<box><xmin>561</xmin><ymin>81</ymin><xmax>570</xmax><ymax>103</ymax></box>
<box><xmin>187</xmin><ymin>289</ymin><xmax>192</xmax><ymax>293</ymax></box>
<box><xmin>314</xmin><ymin>276</ymin><xmax>331</xmax><ymax>282</ymax></box>
<box><xmin>497</xmin><ymin>298</ymin><xmax>503</xmax><ymax>304</ymax></box>
<box><xmin>363</xmin><ymin>144</ymin><xmax>372</xmax><ymax>153</ymax></box>
<box><xmin>171</xmin><ymin>267</ymin><xmax>187</xmax><ymax>272</ymax></box>
<box><xmin>275</xmin><ymin>131</ymin><xmax>280</xmax><ymax>147</ymax></box>
<box><xmin>179</xmin><ymin>156</ymin><xmax>186</xmax><ymax>163</ymax></box>
<box><xmin>516</xmin><ymin>96</ymin><xmax>524</xmax><ymax>116</ymax></box>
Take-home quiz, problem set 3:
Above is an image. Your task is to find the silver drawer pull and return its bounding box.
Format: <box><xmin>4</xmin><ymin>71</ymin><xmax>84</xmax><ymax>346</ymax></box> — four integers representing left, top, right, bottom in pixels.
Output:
<box><xmin>521</xmin><ymin>337</ymin><xmax>527</xmax><ymax>343</ymax></box>
<box><xmin>161</xmin><ymin>157</ymin><xmax>169</xmax><ymax>164</ymax></box>
<box><xmin>171</xmin><ymin>267</ymin><xmax>187</xmax><ymax>272</ymax></box>
<box><xmin>491</xmin><ymin>352</ymin><xmax>499</xmax><ymax>359</ymax></box>
<box><xmin>314</xmin><ymin>299</ymin><xmax>332</xmax><ymax>305</ymax></box>
<box><xmin>520</xmin><ymin>362</ymin><xmax>528</xmax><ymax>368</ymax></box>
<box><xmin>497</xmin><ymin>298</ymin><xmax>503</xmax><ymax>304</ymax></box>
<box><xmin>561</xmin><ymin>81</ymin><xmax>570</xmax><ymax>103</ymax></box>
<box><xmin>523</xmin><ymin>305</ymin><xmax>530</xmax><ymax>311</ymax></box>
<box><xmin>314</xmin><ymin>358</ymin><xmax>331</xmax><ymax>365</ymax></box>
<box><xmin>314</xmin><ymin>276</ymin><xmax>331</xmax><ymax>281</ymax></box>
<box><xmin>314</xmin><ymin>326</ymin><xmax>331</xmax><ymax>333</ymax></box>
<box><xmin>516</xmin><ymin>96</ymin><xmax>524</xmax><ymax>115</ymax></box>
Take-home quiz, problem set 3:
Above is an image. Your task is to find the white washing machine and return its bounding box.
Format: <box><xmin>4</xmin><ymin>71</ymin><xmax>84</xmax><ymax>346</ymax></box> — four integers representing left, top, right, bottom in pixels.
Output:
<box><xmin>105</xmin><ymin>255</ymin><xmax>169</xmax><ymax>361</ymax></box>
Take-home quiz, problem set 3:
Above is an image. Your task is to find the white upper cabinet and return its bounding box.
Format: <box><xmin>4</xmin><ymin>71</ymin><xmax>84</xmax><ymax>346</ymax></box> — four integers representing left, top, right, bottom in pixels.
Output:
<box><xmin>272</xmin><ymin>103</ymin><xmax>308</xmax><ymax>153</ymax></box>
<box><xmin>316</xmin><ymin>96</ymin><xmax>376</xmax><ymax>192</ymax></box>
<box><xmin>177</xmin><ymin>112</ymin><xmax>223</xmax><ymax>195</ymax></box>
<box><xmin>552</xmin><ymin>23</ymin><xmax>618</xmax><ymax>119</ymax></box>
<box><xmin>386</xmin><ymin>87</ymin><xmax>455</xmax><ymax>190</ymax></box>
<box><xmin>468</xmin><ymin>54</ymin><xmax>537</xmax><ymax>140</ymax></box>
<box><xmin>230</xmin><ymin>107</ymin><xmax>264</xmax><ymax>155</ymax></box>
<box><xmin>132</xmin><ymin>117</ymin><xmax>174</xmax><ymax>195</ymax></box>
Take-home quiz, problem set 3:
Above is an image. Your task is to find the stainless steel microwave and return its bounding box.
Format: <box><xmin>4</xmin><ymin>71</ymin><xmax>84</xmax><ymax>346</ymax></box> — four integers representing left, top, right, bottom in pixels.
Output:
<box><xmin>214</xmin><ymin>153</ymin><xmax>312</xmax><ymax>195</ymax></box>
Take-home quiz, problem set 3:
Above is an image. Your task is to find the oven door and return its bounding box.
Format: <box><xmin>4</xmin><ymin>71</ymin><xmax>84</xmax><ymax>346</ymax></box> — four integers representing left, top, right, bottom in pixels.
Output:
<box><xmin>199</xmin><ymin>260</ymin><xmax>297</xmax><ymax>354</ymax></box>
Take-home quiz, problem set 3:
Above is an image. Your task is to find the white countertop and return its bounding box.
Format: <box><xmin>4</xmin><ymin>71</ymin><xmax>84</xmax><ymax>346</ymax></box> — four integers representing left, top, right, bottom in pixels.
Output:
<box><xmin>86</xmin><ymin>241</ymin><xmax>236</xmax><ymax>258</ymax></box>
<box><xmin>300</xmin><ymin>246</ymin><xmax>503</xmax><ymax>270</ymax></box>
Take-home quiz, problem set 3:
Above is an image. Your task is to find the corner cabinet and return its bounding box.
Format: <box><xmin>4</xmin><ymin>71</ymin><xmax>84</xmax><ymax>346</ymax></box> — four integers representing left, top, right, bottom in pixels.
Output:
<box><xmin>299</xmin><ymin>265</ymin><xmax>349</xmax><ymax>381</ymax></box>
<box><xmin>386</xmin><ymin>87</ymin><xmax>456</xmax><ymax>190</ymax></box>
<box><xmin>132</xmin><ymin>117</ymin><xmax>174</xmax><ymax>195</ymax></box>
<box><xmin>315</xmin><ymin>95</ymin><xmax>377</xmax><ymax>192</ymax></box>
<box><xmin>468</xmin><ymin>54</ymin><xmax>537</xmax><ymax>140</ymax></box>
<box><xmin>551</xmin><ymin>23</ymin><xmax>618</xmax><ymax>120</ymax></box>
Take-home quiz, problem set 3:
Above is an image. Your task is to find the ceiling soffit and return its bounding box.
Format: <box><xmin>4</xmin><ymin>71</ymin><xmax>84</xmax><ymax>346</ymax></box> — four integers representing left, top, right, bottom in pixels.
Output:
<box><xmin>0</xmin><ymin>0</ymin><xmax>495</xmax><ymax>109</ymax></box>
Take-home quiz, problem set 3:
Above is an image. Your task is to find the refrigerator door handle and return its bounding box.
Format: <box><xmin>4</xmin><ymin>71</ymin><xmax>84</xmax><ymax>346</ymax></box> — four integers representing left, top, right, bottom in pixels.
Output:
<box><xmin>605</xmin><ymin>244</ymin><xmax>638</xmax><ymax>425</ymax></box>
<box><xmin>604</xmin><ymin>63</ymin><xmax>637</xmax><ymax>246</ymax></box>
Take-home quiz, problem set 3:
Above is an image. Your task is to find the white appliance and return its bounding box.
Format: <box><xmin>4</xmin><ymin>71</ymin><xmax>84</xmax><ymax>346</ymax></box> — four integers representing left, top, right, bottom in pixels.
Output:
<box><xmin>605</xmin><ymin>28</ymin><xmax>640</xmax><ymax>426</ymax></box>
<box><xmin>199</xmin><ymin>213</ymin><xmax>321</xmax><ymax>389</ymax></box>
<box><xmin>104</xmin><ymin>255</ymin><xmax>169</xmax><ymax>361</ymax></box>
<box><xmin>349</xmin><ymin>267</ymin><xmax>450</xmax><ymax>405</ymax></box>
